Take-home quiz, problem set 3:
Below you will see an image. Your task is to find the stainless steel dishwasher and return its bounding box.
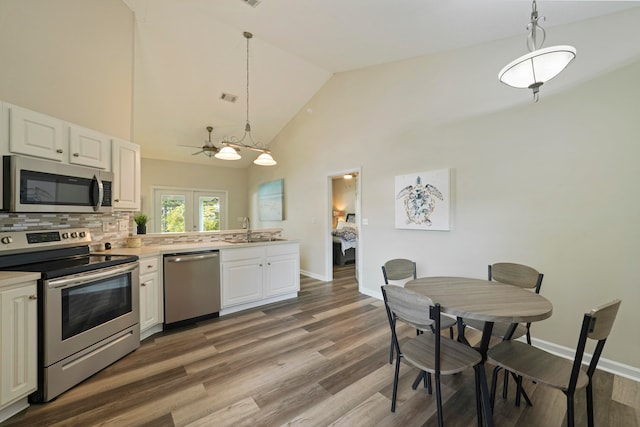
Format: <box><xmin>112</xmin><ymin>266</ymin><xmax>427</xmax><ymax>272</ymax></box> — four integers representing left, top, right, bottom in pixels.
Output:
<box><xmin>163</xmin><ymin>250</ymin><xmax>221</xmax><ymax>326</ymax></box>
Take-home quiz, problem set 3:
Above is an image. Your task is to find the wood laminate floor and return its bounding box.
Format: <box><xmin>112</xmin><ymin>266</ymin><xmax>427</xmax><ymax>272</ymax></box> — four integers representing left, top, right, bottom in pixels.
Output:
<box><xmin>4</xmin><ymin>265</ymin><xmax>639</xmax><ymax>426</ymax></box>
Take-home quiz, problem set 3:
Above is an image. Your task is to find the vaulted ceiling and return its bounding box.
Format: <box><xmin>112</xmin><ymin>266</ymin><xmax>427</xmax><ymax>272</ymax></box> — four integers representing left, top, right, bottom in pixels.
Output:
<box><xmin>122</xmin><ymin>0</ymin><xmax>638</xmax><ymax>167</ymax></box>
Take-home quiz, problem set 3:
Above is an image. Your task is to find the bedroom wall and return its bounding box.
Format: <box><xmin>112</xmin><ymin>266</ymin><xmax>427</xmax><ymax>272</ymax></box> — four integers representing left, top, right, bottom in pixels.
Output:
<box><xmin>248</xmin><ymin>8</ymin><xmax>640</xmax><ymax>371</ymax></box>
<box><xmin>332</xmin><ymin>176</ymin><xmax>357</xmax><ymax>226</ymax></box>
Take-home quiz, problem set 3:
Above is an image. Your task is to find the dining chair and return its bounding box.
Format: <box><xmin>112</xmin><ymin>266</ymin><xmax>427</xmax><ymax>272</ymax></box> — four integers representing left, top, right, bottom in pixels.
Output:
<box><xmin>381</xmin><ymin>285</ymin><xmax>483</xmax><ymax>426</ymax></box>
<box><xmin>382</xmin><ymin>259</ymin><xmax>456</xmax><ymax>364</ymax></box>
<box><xmin>463</xmin><ymin>262</ymin><xmax>544</xmax><ymax>343</ymax></box>
<box><xmin>461</xmin><ymin>262</ymin><xmax>544</xmax><ymax>404</ymax></box>
<box><xmin>487</xmin><ymin>299</ymin><xmax>621</xmax><ymax>427</ymax></box>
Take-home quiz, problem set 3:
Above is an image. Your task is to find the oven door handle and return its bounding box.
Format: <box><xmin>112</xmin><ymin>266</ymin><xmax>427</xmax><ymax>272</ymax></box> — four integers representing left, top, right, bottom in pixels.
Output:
<box><xmin>46</xmin><ymin>263</ymin><xmax>138</xmax><ymax>289</ymax></box>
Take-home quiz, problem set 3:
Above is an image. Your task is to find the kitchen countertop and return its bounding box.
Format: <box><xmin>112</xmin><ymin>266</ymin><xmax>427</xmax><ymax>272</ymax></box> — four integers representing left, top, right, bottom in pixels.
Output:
<box><xmin>0</xmin><ymin>239</ymin><xmax>297</xmax><ymax>288</ymax></box>
<box><xmin>0</xmin><ymin>271</ymin><xmax>41</xmax><ymax>289</ymax></box>
<box><xmin>93</xmin><ymin>238</ymin><xmax>298</xmax><ymax>258</ymax></box>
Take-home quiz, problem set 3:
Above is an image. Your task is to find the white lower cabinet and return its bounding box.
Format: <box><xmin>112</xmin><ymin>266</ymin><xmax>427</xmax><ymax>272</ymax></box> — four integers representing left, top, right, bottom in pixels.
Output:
<box><xmin>221</xmin><ymin>243</ymin><xmax>299</xmax><ymax>312</ymax></box>
<box><xmin>221</xmin><ymin>250</ymin><xmax>264</xmax><ymax>307</ymax></box>
<box><xmin>264</xmin><ymin>245</ymin><xmax>300</xmax><ymax>297</ymax></box>
<box><xmin>138</xmin><ymin>256</ymin><xmax>163</xmax><ymax>339</ymax></box>
<box><xmin>0</xmin><ymin>281</ymin><xmax>37</xmax><ymax>420</ymax></box>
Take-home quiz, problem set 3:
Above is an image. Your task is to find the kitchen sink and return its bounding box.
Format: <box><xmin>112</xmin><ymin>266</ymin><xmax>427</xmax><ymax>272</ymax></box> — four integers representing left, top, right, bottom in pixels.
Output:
<box><xmin>224</xmin><ymin>237</ymin><xmax>286</xmax><ymax>244</ymax></box>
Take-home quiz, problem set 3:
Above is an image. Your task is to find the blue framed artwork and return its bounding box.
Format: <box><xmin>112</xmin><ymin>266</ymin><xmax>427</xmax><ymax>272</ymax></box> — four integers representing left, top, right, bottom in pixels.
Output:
<box><xmin>258</xmin><ymin>178</ymin><xmax>284</xmax><ymax>221</ymax></box>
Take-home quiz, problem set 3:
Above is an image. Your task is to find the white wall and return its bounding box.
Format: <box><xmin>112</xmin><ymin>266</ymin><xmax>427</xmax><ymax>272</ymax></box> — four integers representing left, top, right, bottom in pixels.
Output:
<box><xmin>249</xmin><ymin>10</ymin><xmax>640</xmax><ymax>369</ymax></box>
<box><xmin>0</xmin><ymin>0</ymin><xmax>134</xmax><ymax>139</ymax></box>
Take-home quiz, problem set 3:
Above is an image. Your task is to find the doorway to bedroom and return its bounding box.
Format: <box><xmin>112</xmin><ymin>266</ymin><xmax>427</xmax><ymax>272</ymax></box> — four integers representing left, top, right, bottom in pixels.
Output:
<box><xmin>327</xmin><ymin>169</ymin><xmax>360</xmax><ymax>283</ymax></box>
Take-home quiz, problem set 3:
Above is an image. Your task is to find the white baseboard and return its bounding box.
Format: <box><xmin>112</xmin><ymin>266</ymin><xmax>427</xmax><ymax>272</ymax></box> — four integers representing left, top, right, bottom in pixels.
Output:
<box><xmin>531</xmin><ymin>337</ymin><xmax>640</xmax><ymax>382</ymax></box>
<box><xmin>140</xmin><ymin>323</ymin><xmax>163</xmax><ymax>341</ymax></box>
<box><xmin>300</xmin><ymin>270</ymin><xmax>327</xmax><ymax>281</ymax></box>
<box><xmin>0</xmin><ymin>398</ymin><xmax>29</xmax><ymax>424</ymax></box>
<box><xmin>359</xmin><ymin>286</ymin><xmax>381</xmax><ymax>300</ymax></box>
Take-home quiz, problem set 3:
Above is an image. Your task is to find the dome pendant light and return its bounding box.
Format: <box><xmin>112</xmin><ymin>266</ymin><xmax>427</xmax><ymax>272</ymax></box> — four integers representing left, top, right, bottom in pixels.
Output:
<box><xmin>254</xmin><ymin>152</ymin><xmax>276</xmax><ymax>166</ymax></box>
<box><xmin>215</xmin><ymin>146</ymin><xmax>241</xmax><ymax>160</ymax></box>
<box><xmin>498</xmin><ymin>0</ymin><xmax>576</xmax><ymax>102</ymax></box>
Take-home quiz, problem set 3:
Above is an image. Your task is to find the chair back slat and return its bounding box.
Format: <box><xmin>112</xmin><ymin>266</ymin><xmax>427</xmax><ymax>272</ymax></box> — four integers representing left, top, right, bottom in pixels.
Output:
<box><xmin>382</xmin><ymin>284</ymin><xmax>433</xmax><ymax>328</ymax></box>
<box><xmin>587</xmin><ymin>299</ymin><xmax>621</xmax><ymax>341</ymax></box>
<box><xmin>490</xmin><ymin>262</ymin><xmax>541</xmax><ymax>289</ymax></box>
<box><xmin>383</xmin><ymin>259</ymin><xmax>416</xmax><ymax>282</ymax></box>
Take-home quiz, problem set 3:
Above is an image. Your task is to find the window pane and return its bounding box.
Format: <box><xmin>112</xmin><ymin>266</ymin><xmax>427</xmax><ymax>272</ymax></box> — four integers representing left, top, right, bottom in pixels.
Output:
<box><xmin>200</xmin><ymin>196</ymin><xmax>220</xmax><ymax>231</ymax></box>
<box><xmin>161</xmin><ymin>195</ymin><xmax>186</xmax><ymax>233</ymax></box>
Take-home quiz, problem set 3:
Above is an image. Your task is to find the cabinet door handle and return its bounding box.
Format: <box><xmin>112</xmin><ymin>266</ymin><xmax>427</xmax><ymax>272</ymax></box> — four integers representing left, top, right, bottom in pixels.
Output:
<box><xmin>141</xmin><ymin>282</ymin><xmax>147</xmax><ymax>287</ymax></box>
<box><xmin>114</xmin><ymin>199</ymin><xmax>120</xmax><ymax>202</ymax></box>
<box><xmin>56</xmin><ymin>149</ymin><xmax>63</xmax><ymax>153</ymax></box>
<box><xmin>29</xmin><ymin>295</ymin><xmax>37</xmax><ymax>300</ymax></box>
<box><xmin>259</xmin><ymin>264</ymin><xmax>263</xmax><ymax>267</ymax></box>
<box><xmin>268</xmin><ymin>262</ymin><xmax>271</xmax><ymax>266</ymax></box>
<box><xmin>73</xmin><ymin>153</ymin><xmax>80</xmax><ymax>157</ymax></box>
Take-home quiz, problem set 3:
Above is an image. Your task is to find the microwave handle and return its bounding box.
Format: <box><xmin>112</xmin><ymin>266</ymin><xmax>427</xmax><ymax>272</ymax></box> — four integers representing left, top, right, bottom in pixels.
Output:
<box><xmin>92</xmin><ymin>175</ymin><xmax>104</xmax><ymax>212</ymax></box>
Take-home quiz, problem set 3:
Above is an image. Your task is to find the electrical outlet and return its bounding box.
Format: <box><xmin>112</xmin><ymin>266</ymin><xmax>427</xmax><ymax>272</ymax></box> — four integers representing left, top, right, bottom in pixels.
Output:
<box><xmin>119</xmin><ymin>219</ymin><xmax>128</xmax><ymax>231</ymax></box>
<box><xmin>102</xmin><ymin>222</ymin><xmax>110</xmax><ymax>232</ymax></box>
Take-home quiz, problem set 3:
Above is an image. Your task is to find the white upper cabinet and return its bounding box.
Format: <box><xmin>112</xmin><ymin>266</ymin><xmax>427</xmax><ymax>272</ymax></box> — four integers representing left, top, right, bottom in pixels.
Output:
<box><xmin>68</xmin><ymin>124</ymin><xmax>111</xmax><ymax>169</ymax></box>
<box><xmin>111</xmin><ymin>138</ymin><xmax>141</xmax><ymax>211</ymax></box>
<box><xmin>5</xmin><ymin>103</ymin><xmax>65</xmax><ymax>161</ymax></box>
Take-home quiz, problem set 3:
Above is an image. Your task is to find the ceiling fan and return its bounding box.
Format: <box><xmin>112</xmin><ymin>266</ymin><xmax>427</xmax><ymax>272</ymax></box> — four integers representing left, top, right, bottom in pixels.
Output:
<box><xmin>177</xmin><ymin>126</ymin><xmax>231</xmax><ymax>157</ymax></box>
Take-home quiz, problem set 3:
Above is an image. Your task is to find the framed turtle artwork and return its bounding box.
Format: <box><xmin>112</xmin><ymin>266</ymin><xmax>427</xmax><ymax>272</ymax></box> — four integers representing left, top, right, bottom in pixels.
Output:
<box><xmin>394</xmin><ymin>168</ymin><xmax>451</xmax><ymax>231</ymax></box>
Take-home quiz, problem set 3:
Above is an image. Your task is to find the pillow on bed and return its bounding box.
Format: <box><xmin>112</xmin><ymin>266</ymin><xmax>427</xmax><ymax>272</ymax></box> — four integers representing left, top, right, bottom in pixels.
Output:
<box><xmin>336</xmin><ymin>220</ymin><xmax>356</xmax><ymax>230</ymax></box>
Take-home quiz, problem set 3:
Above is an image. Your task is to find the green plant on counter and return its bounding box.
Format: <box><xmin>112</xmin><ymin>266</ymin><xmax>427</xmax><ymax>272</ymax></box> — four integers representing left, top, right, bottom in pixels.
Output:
<box><xmin>133</xmin><ymin>213</ymin><xmax>149</xmax><ymax>226</ymax></box>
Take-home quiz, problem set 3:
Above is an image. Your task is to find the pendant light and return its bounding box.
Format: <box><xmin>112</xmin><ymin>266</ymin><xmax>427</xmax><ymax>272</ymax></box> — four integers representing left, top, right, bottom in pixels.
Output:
<box><xmin>254</xmin><ymin>152</ymin><xmax>277</xmax><ymax>166</ymax></box>
<box><xmin>215</xmin><ymin>146</ymin><xmax>241</xmax><ymax>160</ymax></box>
<box><xmin>498</xmin><ymin>0</ymin><xmax>576</xmax><ymax>102</ymax></box>
<box><xmin>215</xmin><ymin>31</ymin><xmax>277</xmax><ymax>165</ymax></box>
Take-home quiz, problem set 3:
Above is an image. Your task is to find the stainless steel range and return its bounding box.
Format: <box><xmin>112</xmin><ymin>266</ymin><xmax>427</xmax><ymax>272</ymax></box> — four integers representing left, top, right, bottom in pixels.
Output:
<box><xmin>0</xmin><ymin>228</ymin><xmax>139</xmax><ymax>402</ymax></box>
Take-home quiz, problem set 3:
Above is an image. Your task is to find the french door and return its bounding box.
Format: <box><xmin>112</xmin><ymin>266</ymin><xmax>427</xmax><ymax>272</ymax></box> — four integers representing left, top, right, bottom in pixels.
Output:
<box><xmin>153</xmin><ymin>188</ymin><xmax>227</xmax><ymax>233</ymax></box>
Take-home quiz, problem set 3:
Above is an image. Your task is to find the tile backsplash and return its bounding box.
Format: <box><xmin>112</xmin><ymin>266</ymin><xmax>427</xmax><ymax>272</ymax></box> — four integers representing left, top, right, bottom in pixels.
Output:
<box><xmin>0</xmin><ymin>213</ymin><xmax>283</xmax><ymax>251</ymax></box>
<box><xmin>0</xmin><ymin>212</ymin><xmax>133</xmax><ymax>250</ymax></box>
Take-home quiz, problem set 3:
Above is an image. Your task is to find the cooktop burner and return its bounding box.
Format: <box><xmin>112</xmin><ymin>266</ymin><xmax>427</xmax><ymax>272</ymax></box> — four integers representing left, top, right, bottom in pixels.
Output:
<box><xmin>0</xmin><ymin>251</ymin><xmax>137</xmax><ymax>279</ymax></box>
<box><xmin>0</xmin><ymin>228</ymin><xmax>138</xmax><ymax>278</ymax></box>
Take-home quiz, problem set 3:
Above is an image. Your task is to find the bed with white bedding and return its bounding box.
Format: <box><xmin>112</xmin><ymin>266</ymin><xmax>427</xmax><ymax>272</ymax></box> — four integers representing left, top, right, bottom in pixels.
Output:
<box><xmin>332</xmin><ymin>220</ymin><xmax>357</xmax><ymax>265</ymax></box>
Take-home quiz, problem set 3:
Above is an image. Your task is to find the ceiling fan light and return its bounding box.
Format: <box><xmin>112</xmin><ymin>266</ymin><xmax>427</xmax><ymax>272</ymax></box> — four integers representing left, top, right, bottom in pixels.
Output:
<box><xmin>498</xmin><ymin>45</ymin><xmax>576</xmax><ymax>88</ymax></box>
<box><xmin>215</xmin><ymin>146</ymin><xmax>241</xmax><ymax>160</ymax></box>
<box><xmin>254</xmin><ymin>152</ymin><xmax>277</xmax><ymax>166</ymax></box>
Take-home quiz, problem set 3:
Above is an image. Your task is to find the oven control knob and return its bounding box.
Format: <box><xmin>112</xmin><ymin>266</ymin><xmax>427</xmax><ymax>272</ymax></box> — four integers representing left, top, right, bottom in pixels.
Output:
<box><xmin>1</xmin><ymin>236</ymin><xmax>13</xmax><ymax>244</ymax></box>
<box><xmin>70</xmin><ymin>232</ymin><xmax>78</xmax><ymax>238</ymax></box>
<box><xmin>61</xmin><ymin>232</ymin><xmax>69</xmax><ymax>239</ymax></box>
<box><xmin>79</xmin><ymin>231</ymin><xmax>86</xmax><ymax>238</ymax></box>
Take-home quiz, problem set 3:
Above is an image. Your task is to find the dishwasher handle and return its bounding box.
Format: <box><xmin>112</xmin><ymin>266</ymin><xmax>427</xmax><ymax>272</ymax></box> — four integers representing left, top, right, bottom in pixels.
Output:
<box><xmin>165</xmin><ymin>252</ymin><xmax>219</xmax><ymax>263</ymax></box>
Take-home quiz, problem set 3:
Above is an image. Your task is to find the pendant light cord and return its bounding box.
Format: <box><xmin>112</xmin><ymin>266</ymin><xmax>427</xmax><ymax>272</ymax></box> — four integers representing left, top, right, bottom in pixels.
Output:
<box><xmin>246</xmin><ymin>31</ymin><xmax>250</xmax><ymax>129</ymax></box>
<box><xmin>243</xmin><ymin>31</ymin><xmax>255</xmax><ymax>143</ymax></box>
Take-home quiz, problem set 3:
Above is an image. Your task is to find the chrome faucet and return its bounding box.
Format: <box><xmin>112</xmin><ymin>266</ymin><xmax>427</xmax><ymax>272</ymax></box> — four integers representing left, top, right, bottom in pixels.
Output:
<box><xmin>242</xmin><ymin>216</ymin><xmax>251</xmax><ymax>241</ymax></box>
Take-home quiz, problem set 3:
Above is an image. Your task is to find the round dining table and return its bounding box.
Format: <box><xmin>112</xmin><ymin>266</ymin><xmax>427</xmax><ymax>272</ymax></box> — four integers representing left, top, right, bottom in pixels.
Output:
<box><xmin>405</xmin><ymin>276</ymin><xmax>553</xmax><ymax>427</ymax></box>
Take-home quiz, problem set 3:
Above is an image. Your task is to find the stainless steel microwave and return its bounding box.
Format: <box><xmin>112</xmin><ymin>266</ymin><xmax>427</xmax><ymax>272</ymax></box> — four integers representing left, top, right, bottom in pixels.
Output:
<box><xmin>1</xmin><ymin>155</ymin><xmax>113</xmax><ymax>213</ymax></box>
